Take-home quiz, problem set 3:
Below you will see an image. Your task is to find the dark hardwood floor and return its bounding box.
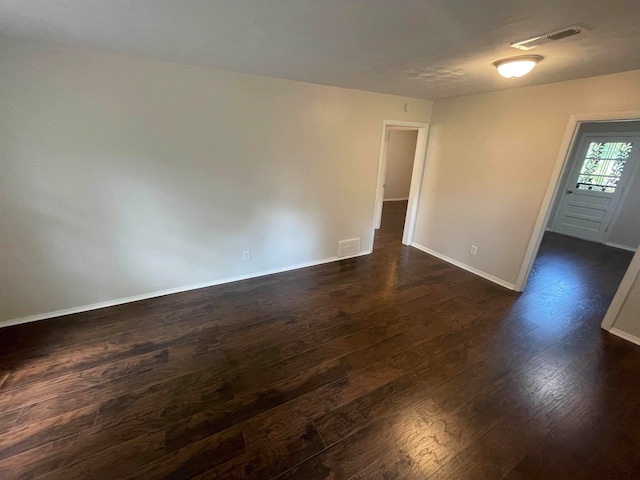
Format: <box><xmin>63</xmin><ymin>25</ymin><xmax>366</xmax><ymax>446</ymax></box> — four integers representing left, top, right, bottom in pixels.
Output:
<box><xmin>0</xmin><ymin>199</ymin><xmax>638</xmax><ymax>479</ymax></box>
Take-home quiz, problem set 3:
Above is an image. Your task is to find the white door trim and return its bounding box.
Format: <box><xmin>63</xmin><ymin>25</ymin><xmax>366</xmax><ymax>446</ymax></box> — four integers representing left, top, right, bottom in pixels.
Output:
<box><xmin>372</xmin><ymin>120</ymin><xmax>430</xmax><ymax>247</ymax></box>
<box><xmin>514</xmin><ymin>110</ymin><xmax>640</xmax><ymax>293</ymax></box>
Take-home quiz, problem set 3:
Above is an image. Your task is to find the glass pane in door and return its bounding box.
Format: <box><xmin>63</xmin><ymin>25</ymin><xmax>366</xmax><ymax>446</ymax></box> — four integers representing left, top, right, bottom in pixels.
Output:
<box><xmin>576</xmin><ymin>142</ymin><xmax>633</xmax><ymax>192</ymax></box>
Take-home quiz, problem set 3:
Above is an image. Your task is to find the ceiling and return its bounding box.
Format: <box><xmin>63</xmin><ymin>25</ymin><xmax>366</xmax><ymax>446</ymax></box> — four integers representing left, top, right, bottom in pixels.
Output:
<box><xmin>1</xmin><ymin>0</ymin><xmax>639</xmax><ymax>100</ymax></box>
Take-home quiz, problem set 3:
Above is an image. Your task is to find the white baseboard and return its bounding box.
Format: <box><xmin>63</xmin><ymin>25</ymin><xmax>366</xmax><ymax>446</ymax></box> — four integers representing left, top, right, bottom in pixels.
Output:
<box><xmin>1</xmin><ymin>250</ymin><xmax>373</xmax><ymax>330</ymax></box>
<box><xmin>410</xmin><ymin>242</ymin><xmax>516</xmax><ymax>291</ymax></box>
<box><xmin>608</xmin><ymin>328</ymin><xmax>640</xmax><ymax>347</ymax></box>
<box><xmin>383</xmin><ymin>197</ymin><xmax>409</xmax><ymax>202</ymax></box>
<box><xmin>605</xmin><ymin>242</ymin><xmax>637</xmax><ymax>252</ymax></box>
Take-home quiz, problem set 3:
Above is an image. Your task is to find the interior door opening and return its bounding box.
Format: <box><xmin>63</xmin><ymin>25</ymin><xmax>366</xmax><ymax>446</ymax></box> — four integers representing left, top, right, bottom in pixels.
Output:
<box><xmin>548</xmin><ymin>124</ymin><xmax>640</xmax><ymax>247</ymax></box>
<box><xmin>378</xmin><ymin>128</ymin><xmax>417</xmax><ymax>245</ymax></box>
<box><xmin>372</xmin><ymin>121</ymin><xmax>430</xmax><ymax>250</ymax></box>
<box><xmin>513</xmin><ymin>120</ymin><xmax>639</xmax><ymax>340</ymax></box>
<box><xmin>517</xmin><ymin>118</ymin><xmax>640</xmax><ymax>294</ymax></box>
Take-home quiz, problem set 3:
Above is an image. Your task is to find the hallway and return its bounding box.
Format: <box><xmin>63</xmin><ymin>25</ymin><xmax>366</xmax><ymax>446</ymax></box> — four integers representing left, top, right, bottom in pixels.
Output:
<box><xmin>375</xmin><ymin>200</ymin><xmax>409</xmax><ymax>249</ymax></box>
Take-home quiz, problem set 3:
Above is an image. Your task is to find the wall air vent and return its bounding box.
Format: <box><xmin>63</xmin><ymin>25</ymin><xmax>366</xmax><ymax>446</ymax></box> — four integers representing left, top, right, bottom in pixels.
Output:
<box><xmin>338</xmin><ymin>238</ymin><xmax>360</xmax><ymax>258</ymax></box>
<box><xmin>510</xmin><ymin>27</ymin><xmax>583</xmax><ymax>51</ymax></box>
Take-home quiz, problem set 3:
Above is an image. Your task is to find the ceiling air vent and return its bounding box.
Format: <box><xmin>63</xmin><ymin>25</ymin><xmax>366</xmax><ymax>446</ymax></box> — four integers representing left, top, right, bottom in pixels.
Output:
<box><xmin>510</xmin><ymin>27</ymin><xmax>583</xmax><ymax>50</ymax></box>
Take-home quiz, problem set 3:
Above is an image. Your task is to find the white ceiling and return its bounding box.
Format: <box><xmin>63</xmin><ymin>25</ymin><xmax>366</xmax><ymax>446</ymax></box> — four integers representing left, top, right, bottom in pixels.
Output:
<box><xmin>1</xmin><ymin>0</ymin><xmax>639</xmax><ymax>99</ymax></box>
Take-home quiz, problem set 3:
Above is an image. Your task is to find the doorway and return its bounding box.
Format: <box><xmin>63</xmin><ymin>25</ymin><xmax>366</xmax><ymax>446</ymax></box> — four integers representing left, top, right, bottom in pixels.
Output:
<box><xmin>378</xmin><ymin>127</ymin><xmax>417</xmax><ymax>245</ymax></box>
<box><xmin>513</xmin><ymin>120</ymin><xmax>639</xmax><ymax>341</ymax></box>
<box><xmin>372</xmin><ymin>120</ymin><xmax>429</xmax><ymax>249</ymax></box>
<box><xmin>548</xmin><ymin>123</ymin><xmax>640</xmax><ymax>246</ymax></box>
<box><xmin>517</xmin><ymin>117</ymin><xmax>640</xmax><ymax>293</ymax></box>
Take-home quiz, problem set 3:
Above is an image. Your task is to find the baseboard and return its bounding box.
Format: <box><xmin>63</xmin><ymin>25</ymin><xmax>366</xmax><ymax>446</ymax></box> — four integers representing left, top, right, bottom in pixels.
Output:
<box><xmin>410</xmin><ymin>242</ymin><xmax>516</xmax><ymax>291</ymax></box>
<box><xmin>605</xmin><ymin>242</ymin><xmax>637</xmax><ymax>252</ymax></box>
<box><xmin>0</xmin><ymin>250</ymin><xmax>373</xmax><ymax>329</ymax></box>
<box><xmin>383</xmin><ymin>198</ymin><xmax>409</xmax><ymax>202</ymax></box>
<box><xmin>608</xmin><ymin>328</ymin><xmax>640</xmax><ymax>347</ymax></box>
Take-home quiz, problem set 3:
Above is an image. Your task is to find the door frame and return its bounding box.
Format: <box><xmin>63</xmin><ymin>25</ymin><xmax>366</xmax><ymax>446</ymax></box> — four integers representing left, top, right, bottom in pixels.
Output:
<box><xmin>549</xmin><ymin>131</ymin><xmax>640</xmax><ymax>243</ymax></box>
<box><xmin>372</xmin><ymin>120</ymin><xmax>430</xmax><ymax>246</ymax></box>
<box><xmin>514</xmin><ymin>110</ymin><xmax>640</xmax><ymax>292</ymax></box>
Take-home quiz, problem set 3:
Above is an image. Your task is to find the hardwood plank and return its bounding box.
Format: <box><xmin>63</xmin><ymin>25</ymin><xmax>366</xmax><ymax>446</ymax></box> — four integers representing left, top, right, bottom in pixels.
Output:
<box><xmin>277</xmin><ymin>408</ymin><xmax>436</xmax><ymax>480</ymax></box>
<box><xmin>130</xmin><ymin>426</ymin><xmax>245</xmax><ymax>480</ymax></box>
<box><xmin>7</xmin><ymin>348</ymin><xmax>172</xmax><ymax>429</ymax></box>
<box><xmin>241</xmin><ymin>362</ymin><xmax>404</xmax><ymax>452</ymax></box>
<box><xmin>0</xmin><ymin>323</ymin><xmax>220</xmax><ymax>394</ymax></box>
<box><xmin>230</xmin><ymin>325</ymin><xmax>405</xmax><ymax>397</ymax></box>
<box><xmin>0</xmin><ymin>405</ymin><xmax>97</xmax><ymax>462</ymax></box>
<box><xmin>196</xmin><ymin>422</ymin><xmax>326</xmax><ymax>480</ymax></box>
<box><xmin>3</xmin><ymin>416</ymin><xmax>170</xmax><ymax>479</ymax></box>
<box><xmin>0</xmin><ymin>426</ymin><xmax>88</xmax><ymax>480</ymax></box>
<box><xmin>36</xmin><ymin>430</ymin><xmax>165</xmax><ymax>480</ymax></box>
<box><xmin>0</xmin><ymin>349</ymin><xmax>169</xmax><ymax>415</ymax></box>
<box><xmin>344</xmin><ymin>356</ymin><xmax>590</xmax><ymax>480</ymax></box>
<box><xmin>311</xmin><ymin>325</ymin><xmax>524</xmax><ymax>447</ymax></box>
<box><xmin>0</xmin><ymin>410</ymin><xmax>20</xmax><ymax>436</ymax></box>
<box><xmin>165</xmin><ymin>359</ymin><xmax>345</xmax><ymax>453</ymax></box>
<box><xmin>15</xmin><ymin>341</ymin><xmax>225</xmax><ymax>427</ymax></box>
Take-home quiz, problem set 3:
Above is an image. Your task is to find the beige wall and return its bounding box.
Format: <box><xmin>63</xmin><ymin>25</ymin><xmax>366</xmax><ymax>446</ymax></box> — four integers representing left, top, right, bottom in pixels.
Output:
<box><xmin>0</xmin><ymin>39</ymin><xmax>432</xmax><ymax>323</ymax></box>
<box><xmin>610</xmin><ymin>268</ymin><xmax>640</xmax><ymax>339</ymax></box>
<box><xmin>413</xmin><ymin>70</ymin><xmax>640</xmax><ymax>286</ymax></box>
<box><xmin>384</xmin><ymin>129</ymin><xmax>418</xmax><ymax>200</ymax></box>
<box><xmin>605</xmin><ymin>247</ymin><xmax>640</xmax><ymax>342</ymax></box>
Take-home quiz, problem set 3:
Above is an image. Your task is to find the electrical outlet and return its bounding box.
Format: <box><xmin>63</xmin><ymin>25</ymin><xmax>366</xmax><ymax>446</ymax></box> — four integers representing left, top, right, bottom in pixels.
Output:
<box><xmin>470</xmin><ymin>245</ymin><xmax>478</xmax><ymax>256</ymax></box>
<box><xmin>243</xmin><ymin>250</ymin><xmax>251</xmax><ymax>261</ymax></box>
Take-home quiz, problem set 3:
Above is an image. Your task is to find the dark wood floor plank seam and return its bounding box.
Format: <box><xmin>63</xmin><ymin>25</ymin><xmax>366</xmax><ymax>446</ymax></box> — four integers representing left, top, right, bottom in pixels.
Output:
<box><xmin>311</xmin><ymin>419</ymin><xmax>327</xmax><ymax>449</ymax></box>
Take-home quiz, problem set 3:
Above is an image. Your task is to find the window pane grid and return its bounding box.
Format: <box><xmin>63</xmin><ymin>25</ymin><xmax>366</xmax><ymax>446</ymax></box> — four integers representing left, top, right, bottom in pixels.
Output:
<box><xmin>576</xmin><ymin>141</ymin><xmax>632</xmax><ymax>193</ymax></box>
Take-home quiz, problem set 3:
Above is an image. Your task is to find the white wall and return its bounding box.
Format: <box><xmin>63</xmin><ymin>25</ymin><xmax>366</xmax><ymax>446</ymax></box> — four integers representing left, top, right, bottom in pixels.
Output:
<box><xmin>413</xmin><ymin>70</ymin><xmax>640</xmax><ymax>286</ymax></box>
<box><xmin>383</xmin><ymin>129</ymin><xmax>417</xmax><ymax>200</ymax></box>
<box><xmin>0</xmin><ymin>39</ymin><xmax>432</xmax><ymax>324</ymax></box>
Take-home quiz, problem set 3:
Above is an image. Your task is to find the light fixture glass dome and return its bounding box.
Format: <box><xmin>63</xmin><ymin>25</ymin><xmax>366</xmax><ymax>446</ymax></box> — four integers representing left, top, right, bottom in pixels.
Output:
<box><xmin>494</xmin><ymin>55</ymin><xmax>543</xmax><ymax>78</ymax></box>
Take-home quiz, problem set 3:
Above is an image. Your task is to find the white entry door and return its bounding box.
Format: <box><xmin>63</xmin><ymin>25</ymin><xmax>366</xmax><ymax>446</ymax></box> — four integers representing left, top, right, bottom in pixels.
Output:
<box><xmin>552</xmin><ymin>133</ymin><xmax>640</xmax><ymax>242</ymax></box>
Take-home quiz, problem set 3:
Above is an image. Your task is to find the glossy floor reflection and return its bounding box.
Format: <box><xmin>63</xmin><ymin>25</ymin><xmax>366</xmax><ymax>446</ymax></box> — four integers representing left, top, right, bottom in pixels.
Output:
<box><xmin>518</xmin><ymin>231</ymin><xmax>633</xmax><ymax>336</ymax></box>
<box><xmin>0</xmin><ymin>201</ymin><xmax>638</xmax><ymax>479</ymax></box>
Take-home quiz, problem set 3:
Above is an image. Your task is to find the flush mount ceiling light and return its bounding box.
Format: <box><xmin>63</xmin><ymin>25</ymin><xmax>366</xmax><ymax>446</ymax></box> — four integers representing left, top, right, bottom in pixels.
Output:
<box><xmin>493</xmin><ymin>55</ymin><xmax>543</xmax><ymax>79</ymax></box>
